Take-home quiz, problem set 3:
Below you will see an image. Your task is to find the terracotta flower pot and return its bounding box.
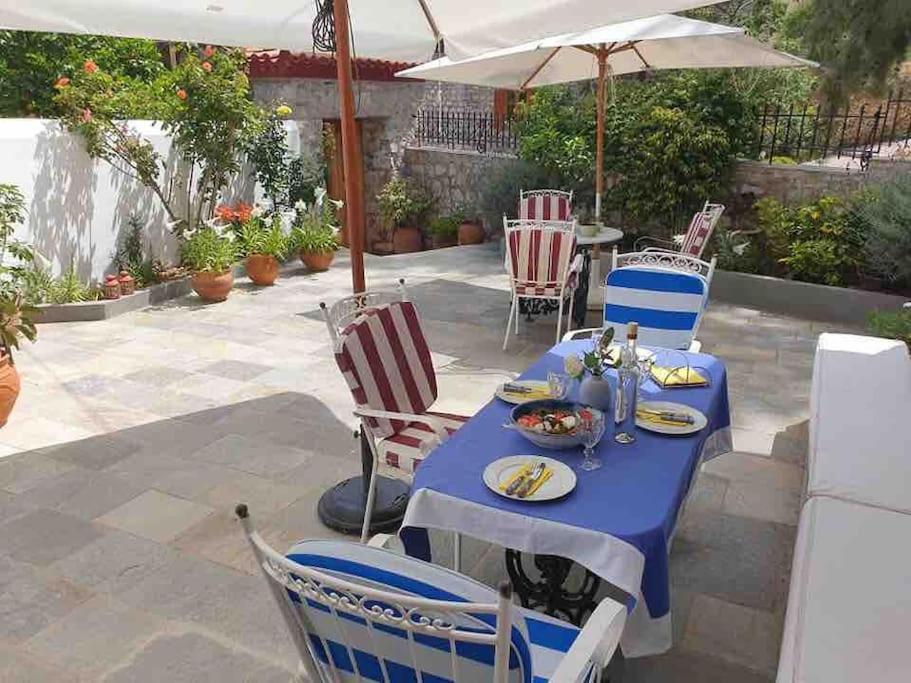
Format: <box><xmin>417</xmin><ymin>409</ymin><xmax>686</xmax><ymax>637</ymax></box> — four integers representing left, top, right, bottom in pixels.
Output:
<box><xmin>393</xmin><ymin>226</ymin><xmax>424</xmax><ymax>254</ymax></box>
<box><xmin>431</xmin><ymin>234</ymin><xmax>458</xmax><ymax>249</ymax></box>
<box><xmin>300</xmin><ymin>250</ymin><xmax>335</xmax><ymax>272</ymax></box>
<box><xmin>458</xmin><ymin>221</ymin><xmax>485</xmax><ymax>245</ymax></box>
<box><xmin>246</xmin><ymin>254</ymin><xmax>280</xmax><ymax>286</ymax></box>
<box><xmin>0</xmin><ymin>355</ymin><xmax>21</xmax><ymax>428</ymax></box>
<box><xmin>371</xmin><ymin>240</ymin><xmax>394</xmax><ymax>256</ymax></box>
<box><xmin>191</xmin><ymin>271</ymin><xmax>233</xmax><ymax>302</ymax></box>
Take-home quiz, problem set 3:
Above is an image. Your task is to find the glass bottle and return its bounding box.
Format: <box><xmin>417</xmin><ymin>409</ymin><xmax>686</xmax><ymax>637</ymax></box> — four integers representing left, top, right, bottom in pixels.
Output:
<box><xmin>615</xmin><ymin>322</ymin><xmax>640</xmax><ymax>444</ymax></box>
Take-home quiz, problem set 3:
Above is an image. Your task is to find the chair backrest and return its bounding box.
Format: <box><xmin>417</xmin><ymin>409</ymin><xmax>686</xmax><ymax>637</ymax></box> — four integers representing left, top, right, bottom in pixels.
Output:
<box><xmin>603</xmin><ymin>265</ymin><xmax>708</xmax><ymax>350</ymax></box>
<box><xmin>334</xmin><ymin>300</ymin><xmax>437</xmax><ymax>439</ymax></box>
<box><xmin>505</xmin><ymin>225</ymin><xmax>578</xmax><ymax>293</ymax></box>
<box><xmin>320</xmin><ymin>279</ymin><xmax>408</xmax><ymax>344</ymax></box>
<box><xmin>680</xmin><ymin>202</ymin><xmax>724</xmax><ymax>258</ymax></box>
<box><xmin>518</xmin><ymin>189</ymin><xmax>573</xmax><ymax>221</ymax></box>
<box><xmin>237</xmin><ymin>515</ymin><xmax>530</xmax><ymax>683</ymax></box>
<box><xmin>612</xmin><ymin>248</ymin><xmax>716</xmax><ymax>286</ymax></box>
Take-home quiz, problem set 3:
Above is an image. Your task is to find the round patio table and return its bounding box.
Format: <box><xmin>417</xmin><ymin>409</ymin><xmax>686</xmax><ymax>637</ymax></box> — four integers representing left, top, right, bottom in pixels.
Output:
<box><xmin>572</xmin><ymin>225</ymin><xmax>624</xmax><ymax>327</ymax></box>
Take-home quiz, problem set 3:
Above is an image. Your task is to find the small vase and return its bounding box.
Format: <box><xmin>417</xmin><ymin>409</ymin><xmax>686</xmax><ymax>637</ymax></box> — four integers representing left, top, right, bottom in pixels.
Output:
<box><xmin>579</xmin><ymin>374</ymin><xmax>615</xmax><ymax>413</ymax></box>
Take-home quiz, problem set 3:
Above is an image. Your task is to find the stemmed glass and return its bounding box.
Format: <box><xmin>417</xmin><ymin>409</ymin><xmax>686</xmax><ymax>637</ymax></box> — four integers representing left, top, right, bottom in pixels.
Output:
<box><xmin>577</xmin><ymin>408</ymin><xmax>606</xmax><ymax>471</ymax></box>
<box><xmin>547</xmin><ymin>371</ymin><xmax>570</xmax><ymax>400</ymax></box>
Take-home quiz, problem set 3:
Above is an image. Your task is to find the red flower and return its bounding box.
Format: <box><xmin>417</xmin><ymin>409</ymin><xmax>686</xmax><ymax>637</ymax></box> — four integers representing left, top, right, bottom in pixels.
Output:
<box><xmin>204</xmin><ymin>45</ymin><xmax>215</xmax><ymax>58</ymax></box>
<box><xmin>201</xmin><ymin>61</ymin><xmax>212</xmax><ymax>73</ymax></box>
<box><xmin>54</xmin><ymin>77</ymin><xmax>70</xmax><ymax>88</ymax></box>
<box><xmin>176</xmin><ymin>88</ymin><xmax>188</xmax><ymax>101</ymax></box>
<box><xmin>235</xmin><ymin>202</ymin><xmax>253</xmax><ymax>223</ymax></box>
<box><xmin>215</xmin><ymin>205</ymin><xmax>235</xmax><ymax>221</ymax></box>
<box><xmin>81</xmin><ymin>108</ymin><xmax>93</xmax><ymax>123</ymax></box>
<box><xmin>83</xmin><ymin>59</ymin><xmax>98</xmax><ymax>74</ymax></box>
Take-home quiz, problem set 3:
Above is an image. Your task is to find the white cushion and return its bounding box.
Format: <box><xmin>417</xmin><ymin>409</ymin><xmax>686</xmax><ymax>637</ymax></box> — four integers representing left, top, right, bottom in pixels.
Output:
<box><xmin>809</xmin><ymin>333</ymin><xmax>911</xmax><ymax>513</ymax></box>
<box><xmin>777</xmin><ymin>496</ymin><xmax>911</xmax><ymax>683</ymax></box>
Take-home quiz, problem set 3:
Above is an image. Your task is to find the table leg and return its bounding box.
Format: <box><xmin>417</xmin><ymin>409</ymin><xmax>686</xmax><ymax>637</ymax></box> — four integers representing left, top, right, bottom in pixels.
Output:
<box><xmin>504</xmin><ymin>550</ymin><xmax>600</xmax><ymax>626</ymax></box>
<box><xmin>587</xmin><ymin>244</ymin><xmax>603</xmax><ymax>312</ymax></box>
<box><xmin>571</xmin><ymin>250</ymin><xmax>592</xmax><ymax>329</ymax></box>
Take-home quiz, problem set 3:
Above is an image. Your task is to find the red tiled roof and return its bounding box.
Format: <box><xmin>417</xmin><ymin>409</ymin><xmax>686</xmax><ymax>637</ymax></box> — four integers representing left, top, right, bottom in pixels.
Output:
<box><xmin>247</xmin><ymin>50</ymin><xmax>419</xmax><ymax>82</ymax></box>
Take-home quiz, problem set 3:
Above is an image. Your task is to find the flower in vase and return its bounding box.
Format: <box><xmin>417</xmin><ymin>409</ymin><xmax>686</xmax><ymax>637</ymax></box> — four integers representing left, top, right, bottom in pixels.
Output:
<box><xmin>564</xmin><ymin>354</ymin><xmax>585</xmax><ymax>379</ymax></box>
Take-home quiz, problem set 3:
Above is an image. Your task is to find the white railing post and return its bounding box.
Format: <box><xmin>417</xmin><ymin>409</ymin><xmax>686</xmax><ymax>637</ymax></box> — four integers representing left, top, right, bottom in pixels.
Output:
<box><xmin>493</xmin><ymin>581</ymin><xmax>513</xmax><ymax>683</ymax></box>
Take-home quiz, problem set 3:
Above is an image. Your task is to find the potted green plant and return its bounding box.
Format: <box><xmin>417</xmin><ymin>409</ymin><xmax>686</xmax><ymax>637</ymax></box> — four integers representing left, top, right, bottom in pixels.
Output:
<box><xmin>455</xmin><ymin>203</ymin><xmax>486</xmax><ymax>245</ymax></box>
<box><xmin>427</xmin><ymin>213</ymin><xmax>462</xmax><ymax>249</ymax></box>
<box><xmin>0</xmin><ymin>293</ymin><xmax>37</xmax><ymax>427</ymax></box>
<box><xmin>181</xmin><ymin>226</ymin><xmax>237</xmax><ymax>302</ymax></box>
<box><xmin>376</xmin><ymin>176</ymin><xmax>432</xmax><ymax>254</ymax></box>
<box><xmin>238</xmin><ymin>213</ymin><xmax>288</xmax><ymax>286</ymax></box>
<box><xmin>291</xmin><ymin>189</ymin><xmax>341</xmax><ymax>272</ymax></box>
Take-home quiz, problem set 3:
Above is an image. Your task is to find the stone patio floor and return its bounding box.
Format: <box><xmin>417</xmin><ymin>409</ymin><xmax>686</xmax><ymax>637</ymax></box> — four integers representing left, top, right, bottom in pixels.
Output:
<box><xmin>0</xmin><ymin>245</ymin><xmax>861</xmax><ymax>682</ymax></box>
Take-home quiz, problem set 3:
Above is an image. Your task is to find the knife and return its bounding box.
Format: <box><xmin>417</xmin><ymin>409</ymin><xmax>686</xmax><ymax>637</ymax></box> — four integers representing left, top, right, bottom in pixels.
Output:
<box><xmin>516</xmin><ymin>462</ymin><xmax>547</xmax><ymax>498</ymax></box>
<box><xmin>505</xmin><ymin>464</ymin><xmax>535</xmax><ymax>496</ymax></box>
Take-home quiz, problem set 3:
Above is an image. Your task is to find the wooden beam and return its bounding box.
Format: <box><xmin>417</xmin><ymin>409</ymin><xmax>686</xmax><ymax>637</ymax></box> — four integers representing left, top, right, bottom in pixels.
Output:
<box><xmin>520</xmin><ymin>46</ymin><xmax>562</xmax><ymax>90</ymax></box>
<box><xmin>595</xmin><ymin>43</ymin><xmax>607</xmax><ymax>224</ymax></box>
<box><xmin>333</xmin><ymin>0</ymin><xmax>366</xmax><ymax>293</ymax></box>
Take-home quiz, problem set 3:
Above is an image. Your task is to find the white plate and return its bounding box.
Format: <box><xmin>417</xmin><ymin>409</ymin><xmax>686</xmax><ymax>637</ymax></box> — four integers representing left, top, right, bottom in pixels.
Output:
<box><xmin>483</xmin><ymin>455</ymin><xmax>577</xmax><ymax>502</ymax></box>
<box><xmin>603</xmin><ymin>344</ymin><xmax>656</xmax><ymax>366</ymax></box>
<box><xmin>636</xmin><ymin>401</ymin><xmax>707</xmax><ymax>436</ymax></box>
<box><xmin>495</xmin><ymin>380</ymin><xmax>553</xmax><ymax>405</ymax></box>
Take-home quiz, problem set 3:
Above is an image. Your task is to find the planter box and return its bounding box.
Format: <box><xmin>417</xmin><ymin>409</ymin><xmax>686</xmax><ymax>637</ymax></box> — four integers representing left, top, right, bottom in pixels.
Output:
<box><xmin>710</xmin><ymin>269</ymin><xmax>909</xmax><ymax>327</ymax></box>
<box><xmin>35</xmin><ymin>277</ymin><xmax>193</xmax><ymax>324</ymax></box>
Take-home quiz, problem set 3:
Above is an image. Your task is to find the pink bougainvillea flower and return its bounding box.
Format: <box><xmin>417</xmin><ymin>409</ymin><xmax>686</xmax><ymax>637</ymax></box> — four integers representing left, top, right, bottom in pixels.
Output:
<box><xmin>83</xmin><ymin>59</ymin><xmax>98</xmax><ymax>74</ymax></box>
<box><xmin>176</xmin><ymin>89</ymin><xmax>188</xmax><ymax>101</ymax></box>
<box><xmin>81</xmin><ymin>108</ymin><xmax>93</xmax><ymax>123</ymax></box>
<box><xmin>204</xmin><ymin>45</ymin><xmax>215</xmax><ymax>58</ymax></box>
<box><xmin>201</xmin><ymin>61</ymin><xmax>213</xmax><ymax>73</ymax></box>
<box><xmin>54</xmin><ymin>77</ymin><xmax>70</xmax><ymax>88</ymax></box>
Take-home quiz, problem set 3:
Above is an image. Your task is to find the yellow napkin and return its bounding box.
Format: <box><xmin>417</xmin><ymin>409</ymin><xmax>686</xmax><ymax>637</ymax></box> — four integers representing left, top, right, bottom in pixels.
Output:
<box><xmin>636</xmin><ymin>410</ymin><xmax>691</xmax><ymax>427</ymax></box>
<box><xmin>525</xmin><ymin>469</ymin><xmax>553</xmax><ymax>496</ymax></box>
<box><xmin>650</xmin><ymin>365</ymin><xmax>708</xmax><ymax>388</ymax></box>
<box><xmin>502</xmin><ymin>382</ymin><xmax>553</xmax><ymax>401</ymax></box>
<box><xmin>499</xmin><ymin>465</ymin><xmax>553</xmax><ymax>497</ymax></box>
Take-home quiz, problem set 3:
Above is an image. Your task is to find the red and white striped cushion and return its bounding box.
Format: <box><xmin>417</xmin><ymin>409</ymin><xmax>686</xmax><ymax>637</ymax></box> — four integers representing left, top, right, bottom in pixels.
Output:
<box><xmin>378</xmin><ymin>411</ymin><xmax>469</xmax><ymax>472</ymax></box>
<box><xmin>518</xmin><ymin>193</ymin><xmax>572</xmax><ymax>221</ymax></box>
<box><xmin>335</xmin><ymin>301</ymin><xmax>437</xmax><ymax>439</ymax></box>
<box><xmin>508</xmin><ymin>228</ymin><xmax>577</xmax><ymax>298</ymax></box>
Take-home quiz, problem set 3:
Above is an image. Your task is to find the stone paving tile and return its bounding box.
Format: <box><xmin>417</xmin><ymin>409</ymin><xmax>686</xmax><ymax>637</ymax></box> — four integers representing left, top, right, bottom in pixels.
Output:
<box><xmin>0</xmin><ymin>560</ymin><xmax>93</xmax><ymax>642</ymax></box>
<box><xmin>188</xmin><ymin>433</ymin><xmax>314</xmax><ymax>478</ymax></box>
<box><xmin>198</xmin><ymin>359</ymin><xmax>274</xmax><ymax>381</ymax></box>
<box><xmin>12</xmin><ymin>467</ymin><xmax>146</xmax><ymax>521</ymax></box>
<box><xmin>624</xmin><ymin>649</ymin><xmax>773</xmax><ymax>683</ymax></box>
<box><xmin>105</xmin><ymin>451</ymin><xmax>237</xmax><ymax>500</ymax></box>
<box><xmin>171</xmin><ymin>510</ymin><xmax>260</xmax><ymax>575</ymax></box>
<box><xmin>723</xmin><ymin>478</ymin><xmax>801</xmax><ymax>526</ymax></box>
<box><xmin>102</xmin><ymin>631</ymin><xmax>294</xmax><ymax>683</ymax></box>
<box><xmin>0</xmin><ymin>453</ymin><xmax>75</xmax><ymax>494</ymax></box>
<box><xmin>121</xmin><ymin>366</ymin><xmax>193</xmax><ymax>387</ymax></box>
<box><xmin>0</xmin><ymin>642</ymin><xmax>70</xmax><ymax>683</ymax></box>
<box><xmin>0</xmin><ymin>509</ymin><xmax>103</xmax><ymax>566</ymax></box>
<box><xmin>39</xmin><ymin>432</ymin><xmax>142</xmax><ymax>470</ymax></box>
<box><xmin>24</xmin><ymin>595</ymin><xmax>167</xmax><ymax>680</ymax></box>
<box><xmin>96</xmin><ymin>490</ymin><xmax>214</xmax><ymax>543</ymax></box>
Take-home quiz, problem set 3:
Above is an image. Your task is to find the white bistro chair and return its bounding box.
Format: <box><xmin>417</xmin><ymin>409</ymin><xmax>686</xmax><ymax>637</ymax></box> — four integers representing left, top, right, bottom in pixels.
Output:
<box><xmin>319</xmin><ymin>278</ymin><xmax>408</xmax><ymax>344</ymax></box>
<box><xmin>564</xmin><ymin>250</ymin><xmax>714</xmax><ymax>352</ymax></box>
<box><xmin>237</xmin><ymin>504</ymin><xmax>626</xmax><ymax>683</ymax></box>
<box><xmin>518</xmin><ymin>188</ymin><xmax>574</xmax><ymax>222</ymax></box>
<box><xmin>503</xmin><ymin>222</ymin><xmax>583</xmax><ymax>350</ymax></box>
<box><xmin>634</xmin><ymin>201</ymin><xmax>725</xmax><ymax>259</ymax></box>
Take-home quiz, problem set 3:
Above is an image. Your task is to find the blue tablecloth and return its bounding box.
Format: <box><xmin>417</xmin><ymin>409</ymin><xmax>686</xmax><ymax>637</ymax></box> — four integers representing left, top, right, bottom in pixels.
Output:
<box><xmin>400</xmin><ymin>340</ymin><xmax>731</xmax><ymax>656</ymax></box>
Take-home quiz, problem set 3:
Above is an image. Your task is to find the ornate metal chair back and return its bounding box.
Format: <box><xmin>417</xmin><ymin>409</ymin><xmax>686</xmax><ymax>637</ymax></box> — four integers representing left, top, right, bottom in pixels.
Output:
<box><xmin>518</xmin><ymin>189</ymin><xmax>574</xmax><ymax>222</ymax></box>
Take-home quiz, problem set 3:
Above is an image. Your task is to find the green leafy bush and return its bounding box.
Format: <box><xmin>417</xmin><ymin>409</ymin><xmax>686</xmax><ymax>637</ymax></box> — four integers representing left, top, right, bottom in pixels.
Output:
<box><xmin>868</xmin><ymin>309</ymin><xmax>911</xmax><ymax>351</ymax></box>
<box><xmin>854</xmin><ymin>173</ymin><xmax>911</xmax><ymax>287</ymax></box>
<box><xmin>238</xmin><ymin>216</ymin><xmax>288</xmax><ymax>260</ymax></box>
<box><xmin>180</xmin><ymin>227</ymin><xmax>237</xmax><ymax>274</ymax></box>
<box><xmin>290</xmin><ymin>189</ymin><xmax>341</xmax><ymax>254</ymax></box>
<box><xmin>376</xmin><ymin>177</ymin><xmax>433</xmax><ymax>230</ymax></box>
<box><xmin>0</xmin><ymin>184</ymin><xmax>36</xmax><ymax>295</ymax></box>
<box><xmin>0</xmin><ymin>293</ymin><xmax>37</xmax><ymax>361</ymax></box>
<box><xmin>116</xmin><ymin>214</ymin><xmax>156</xmax><ymax>288</ymax></box>
<box><xmin>292</xmin><ymin>226</ymin><xmax>339</xmax><ymax>255</ymax></box>
<box><xmin>428</xmin><ymin>214</ymin><xmax>462</xmax><ymax>238</ymax></box>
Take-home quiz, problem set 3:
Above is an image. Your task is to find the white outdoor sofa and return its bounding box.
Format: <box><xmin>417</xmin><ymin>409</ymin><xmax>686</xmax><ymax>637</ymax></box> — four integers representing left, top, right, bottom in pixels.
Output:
<box><xmin>776</xmin><ymin>333</ymin><xmax>911</xmax><ymax>683</ymax></box>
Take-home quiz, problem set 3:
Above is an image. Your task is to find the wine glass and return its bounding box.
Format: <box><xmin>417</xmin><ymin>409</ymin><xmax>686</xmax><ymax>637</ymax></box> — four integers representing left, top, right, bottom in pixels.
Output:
<box><xmin>577</xmin><ymin>408</ymin><xmax>606</xmax><ymax>471</ymax></box>
<box><xmin>547</xmin><ymin>371</ymin><xmax>570</xmax><ymax>400</ymax></box>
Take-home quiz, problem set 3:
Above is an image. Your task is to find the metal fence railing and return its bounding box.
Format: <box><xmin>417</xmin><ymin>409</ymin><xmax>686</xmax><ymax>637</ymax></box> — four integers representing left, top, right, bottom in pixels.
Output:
<box><xmin>754</xmin><ymin>90</ymin><xmax>911</xmax><ymax>167</ymax></box>
<box><xmin>412</xmin><ymin>109</ymin><xmax>519</xmax><ymax>155</ymax></box>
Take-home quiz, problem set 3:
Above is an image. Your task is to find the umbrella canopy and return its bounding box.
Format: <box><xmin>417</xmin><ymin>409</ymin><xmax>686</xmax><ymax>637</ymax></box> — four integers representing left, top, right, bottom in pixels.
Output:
<box><xmin>398</xmin><ymin>14</ymin><xmax>816</xmax><ymax>223</ymax></box>
<box><xmin>0</xmin><ymin>1</ymin><xmax>725</xmax><ymax>63</ymax></box>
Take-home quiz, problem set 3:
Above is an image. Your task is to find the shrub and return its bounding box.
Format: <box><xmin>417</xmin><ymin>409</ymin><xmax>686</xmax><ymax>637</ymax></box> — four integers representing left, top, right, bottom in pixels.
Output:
<box><xmin>376</xmin><ymin>177</ymin><xmax>433</xmax><ymax>229</ymax></box>
<box><xmin>428</xmin><ymin>214</ymin><xmax>462</xmax><ymax>238</ymax></box>
<box><xmin>868</xmin><ymin>308</ymin><xmax>911</xmax><ymax>351</ymax></box>
<box><xmin>290</xmin><ymin>188</ymin><xmax>341</xmax><ymax>254</ymax></box>
<box><xmin>116</xmin><ymin>214</ymin><xmax>156</xmax><ymax>288</ymax></box>
<box><xmin>292</xmin><ymin>226</ymin><xmax>339</xmax><ymax>255</ymax></box>
<box><xmin>238</xmin><ymin>216</ymin><xmax>288</xmax><ymax>260</ymax></box>
<box><xmin>180</xmin><ymin>227</ymin><xmax>237</xmax><ymax>274</ymax></box>
<box><xmin>0</xmin><ymin>183</ymin><xmax>35</xmax><ymax>295</ymax></box>
<box><xmin>854</xmin><ymin>173</ymin><xmax>911</xmax><ymax>287</ymax></box>
<box><xmin>478</xmin><ymin>160</ymin><xmax>561</xmax><ymax>230</ymax></box>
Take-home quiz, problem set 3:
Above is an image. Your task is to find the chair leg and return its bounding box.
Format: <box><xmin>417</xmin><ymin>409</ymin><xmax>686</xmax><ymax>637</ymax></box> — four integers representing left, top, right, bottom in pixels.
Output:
<box><xmin>360</xmin><ymin>429</ymin><xmax>381</xmax><ymax>544</ymax></box>
<box><xmin>503</xmin><ymin>295</ymin><xmax>517</xmax><ymax>351</ymax></box>
<box><xmin>566</xmin><ymin>289</ymin><xmax>576</xmax><ymax>335</ymax></box>
<box><xmin>555</xmin><ymin>297</ymin><xmax>565</xmax><ymax>345</ymax></box>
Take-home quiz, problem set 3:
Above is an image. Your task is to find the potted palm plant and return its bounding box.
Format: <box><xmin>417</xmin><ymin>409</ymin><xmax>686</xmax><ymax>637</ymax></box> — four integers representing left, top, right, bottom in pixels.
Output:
<box><xmin>377</xmin><ymin>176</ymin><xmax>432</xmax><ymax>254</ymax></box>
<box><xmin>0</xmin><ymin>293</ymin><xmax>37</xmax><ymax>427</ymax></box>
<box><xmin>181</xmin><ymin>226</ymin><xmax>237</xmax><ymax>302</ymax></box>
<box><xmin>239</xmin><ymin>214</ymin><xmax>288</xmax><ymax>286</ymax></box>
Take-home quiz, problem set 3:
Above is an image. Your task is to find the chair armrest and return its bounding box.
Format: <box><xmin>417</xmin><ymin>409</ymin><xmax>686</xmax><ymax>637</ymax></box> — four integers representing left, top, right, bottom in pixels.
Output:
<box><xmin>549</xmin><ymin>598</ymin><xmax>626</xmax><ymax>681</ymax></box>
<box><xmin>562</xmin><ymin>328</ymin><xmax>598</xmax><ymax>342</ymax></box>
<box><xmin>354</xmin><ymin>407</ymin><xmax>449</xmax><ymax>442</ymax></box>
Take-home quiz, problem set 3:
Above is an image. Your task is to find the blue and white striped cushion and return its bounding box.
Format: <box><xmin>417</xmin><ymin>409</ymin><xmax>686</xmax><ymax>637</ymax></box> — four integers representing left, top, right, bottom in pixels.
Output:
<box><xmin>285</xmin><ymin>540</ymin><xmax>593</xmax><ymax>683</ymax></box>
<box><xmin>604</xmin><ymin>266</ymin><xmax>707</xmax><ymax>350</ymax></box>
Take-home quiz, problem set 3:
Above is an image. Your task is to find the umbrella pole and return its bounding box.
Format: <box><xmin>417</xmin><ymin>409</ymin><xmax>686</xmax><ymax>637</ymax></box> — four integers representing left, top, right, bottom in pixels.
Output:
<box><xmin>333</xmin><ymin>0</ymin><xmax>366</xmax><ymax>294</ymax></box>
<box><xmin>594</xmin><ymin>44</ymin><xmax>607</xmax><ymax>225</ymax></box>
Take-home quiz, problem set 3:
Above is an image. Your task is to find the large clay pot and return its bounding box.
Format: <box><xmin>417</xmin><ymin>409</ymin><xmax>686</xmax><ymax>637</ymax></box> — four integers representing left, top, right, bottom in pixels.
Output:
<box><xmin>191</xmin><ymin>271</ymin><xmax>233</xmax><ymax>302</ymax></box>
<box><xmin>371</xmin><ymin>240</ymin><xmax>394</xmax><ymax>256</ymax></box>
<box><xmin>246</xmin><ymin>254</ymin><xmax>280</xmax><ymax>286</ymax></box>
<box><xmin>458</xmin><ymin>221</ymin><xmax>485</xmax><ymax>245</ymax></box>
<box><xmin>431</xmin><ymin>234</ymin><xmax>458</xmax><ymax>249</ymax></box>
<box><xmin>300</xmin><ymin>250</ymin><xmax>335</xmax><ymax>272</ymax></box>
<box><xmin>393</xmin><ymin>226</ymin><xmax>424</xmax><ymax>254</ymax></box>
<box><xmin>0</xmin><ymin>355</ymin><xmax>21</xmax><ymax>428</ymax></box>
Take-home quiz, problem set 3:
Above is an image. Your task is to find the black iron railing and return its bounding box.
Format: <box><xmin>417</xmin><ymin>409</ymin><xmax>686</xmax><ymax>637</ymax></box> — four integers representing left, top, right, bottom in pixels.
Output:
<box><xmin>754</xmin><ymin>90</ymin><xmax>911</xmax><ymax>167</ymax></box>
<box><xmin>412</xmin><ymin>109</ymin><xmax>519</xmax><ymax>154</ymax></box>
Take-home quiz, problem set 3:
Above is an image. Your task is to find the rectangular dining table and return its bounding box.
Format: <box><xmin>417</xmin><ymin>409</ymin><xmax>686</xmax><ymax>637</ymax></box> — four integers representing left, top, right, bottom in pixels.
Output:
<box><xmin>399</xmin><ymin>340</ymin><xmax>732</xmax><ymax>657</ymax></box>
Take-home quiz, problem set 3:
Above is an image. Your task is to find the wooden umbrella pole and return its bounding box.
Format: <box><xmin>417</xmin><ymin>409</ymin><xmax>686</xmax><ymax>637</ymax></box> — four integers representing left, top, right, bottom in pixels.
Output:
<box><xmin>594</xmin><ymin>43</ymin><xmax>607</xmax><ymax>225</ymax></box>
<box><xmin>333</xmin><ymin>0</ymin><xmax>366</xmax><ymax>293</ymax></box>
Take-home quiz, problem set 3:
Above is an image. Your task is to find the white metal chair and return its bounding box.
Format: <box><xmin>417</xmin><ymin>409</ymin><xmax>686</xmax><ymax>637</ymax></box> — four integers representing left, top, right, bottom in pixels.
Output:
<box><xmin>564</xmin><ymin>251</ymin><xmax>714</xmax><ymax>352</ymax></box>
<box><xmin>634</xmin><ymin>202</ymin><xmax>725</xmax><ymax>259</ymax></box>
<box><xmin>319</xmin><ymin>278</ymin><xmax>408</xmax><ymax>344</ymax></box>
<box><xmin>503</xmin><ymin>223</ymin><xmax>583</xmax><ymax>350</ymax></box>
<box><xmin>237</xmin><ymin>505</ymin><xmax>626</xmax><ymax>683</ymax></box>
<box><xmin>332</xmin><ymin>300</ymin><xmax>470</xmax><ymax>543</ymax></box>
<box><xmin>518</xmin><ymin>189</ymin><xmax>574</xmax><ymax>222</ymax></box>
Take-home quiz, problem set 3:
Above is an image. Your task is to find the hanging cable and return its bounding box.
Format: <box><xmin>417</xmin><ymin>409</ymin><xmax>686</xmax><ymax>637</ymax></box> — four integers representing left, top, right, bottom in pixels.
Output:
<box><xmin>312</xmin><ymin>0</ymin><xmax>337</xmax><ymax>52</ymax></box>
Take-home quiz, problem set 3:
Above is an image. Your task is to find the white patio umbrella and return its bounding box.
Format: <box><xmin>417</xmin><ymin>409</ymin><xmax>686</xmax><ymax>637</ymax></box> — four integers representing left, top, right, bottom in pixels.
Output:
<box><xmin>1</xmin><ymin>0</ymin><xmax>727</xmax><ymax>292</ymax></box>
<box><xmin>398</xmin><ymin>13</ymin><xmax>817</xmax><ymax>223</ymax></box>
